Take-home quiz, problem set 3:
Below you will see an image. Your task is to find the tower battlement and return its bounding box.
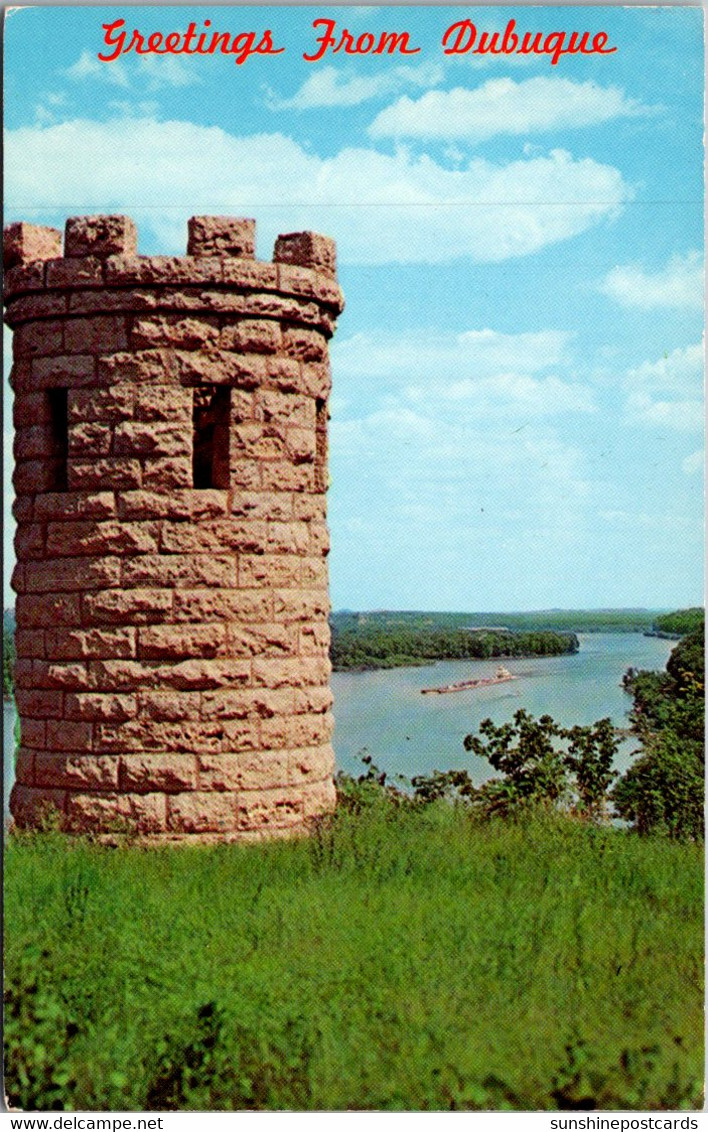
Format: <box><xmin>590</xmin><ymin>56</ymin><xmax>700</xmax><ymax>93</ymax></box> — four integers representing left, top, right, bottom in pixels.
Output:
<box><xmin>4</xmin><ymin>214</ymin><xmax>344</xmax><ymax>841</ymax></box>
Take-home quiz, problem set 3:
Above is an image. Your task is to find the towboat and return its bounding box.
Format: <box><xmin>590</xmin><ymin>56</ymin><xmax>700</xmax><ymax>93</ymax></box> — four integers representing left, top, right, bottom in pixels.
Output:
<box><xmin>421</xmin><ymin>665</ymin><xmax>516</xmax><ymax>695</ymax></box>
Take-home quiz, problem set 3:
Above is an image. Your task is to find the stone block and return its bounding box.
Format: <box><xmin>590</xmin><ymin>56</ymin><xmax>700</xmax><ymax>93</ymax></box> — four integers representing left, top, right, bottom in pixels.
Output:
<box><xmin>34</xmin><ymin>492</ymin><xmax>116</xmax><ymax>522</ymax></box>
<box><xmin>32</xmin><ymin>354</ymin><xmax>96</xmax><ymax>387</ymax></box>
<box><xmin>4</xmin><ymin>222</ymin><xmax>61</xmax><ymax>269</ymax></box>
<box><xmin>46</xmin><ymin>519</ymin><xmax>158</xmax><ymax>558</ymax></box>
<box><xmin>4</xmin><ymin>260</ymin><xmax>46</xmax><ymax>298</ymax></box>
<box><xmin>113</xmin><ymin>420</ymin><xmax>190</xmax><ymax>459</ymax></box>
<box><xmin>142</xmin><ymin>457</ymin><xmax>192</xmax><ymax>491</ymax></box>
<box><xmin>220</xmin><ymin>319</ymin><xmax>281</xmax><ymax>354</ymax></box>
<box><xmin>187</xmin><ymin>216</ymin><xmax>256</xmax><ymax>258</ymax></box>
<box><xmin>33</xmin><ymin>661</ymin><xmax>90</xmax><ymax>690</ymax></box>
<box><xmin>238</xmin><ymin>554</ymin><xmax>301</xmax><ymax>589</ymax></box>
<box><xmin>167</xmin><ymin>790</ymin><xmax>238</xmax><ymax>834</ymax></box>
<box><xmin>198</xmin><ymin>751</ymin><xmax>290</xmax><ymax>792</ymax></box>
<box><xmin>10</xmin><ymin>784</ymin><xmax>66</xmax><ymax>828</ymax></box>
<box><xmin>44</xmin><ymin>719</ymin><xmax>94</xmax><ymax>756</ymax></box>
<box><xmin>138</xmin><ymin>691</ymin><xmax>201</xmax><ymax>721</ymax></box>
<box><xmin>131</xmin><ymin>314</ymin><xmax>219</xmax><ymax>351</ymax></box>
<box><xmin>64</xmin><ymin>692</ymin><xmax>137</xmax><ymax>722</ymax></box>
<box><xmin>15</xmin><ymin>749</ymin><xmax>36</xmax><ymax>783</ymax></box>
<box><xmin>14</xmin><ymin>523</ymin><xmax>45</xmax><ymax>559</ymax></box>
<box><xmin>82</xmin><ymin>588</ymin><xmax>172</xmax><ymax>626</ymax></box>
<box><xmin>237</xmin><ymin>786</ymin><xmax>304</xmax><ymax>831</ymax></box>
<box><xmin>13</xmin><ymin>320</ymin><xmax>64</xmax><ymax>358</ymax></box>
<box><xmin>70</xmin><ymin>386</ymin><xmax>135</xmax><ymax>423</ymax></box>
<box><xmin>122</xmin><ymin>554</ymin><xmax>237</xmax><ymax>590</ymax></box>
<box><xmin>172</xmin><ymin>588</ymin><xmax>272</xmax><ymax>624</ymax></box>
<box><xmin>69</xmin><ymin>458</ymin><xmax>142</xmax><ymax>492</ymax></box>
<box><xmin>67</xmin><ymin>421</ymin><xmax>113</xmax><ymax>459</ymax></box>
<box><xmin>290</xmin><ymin>744</ymin><xmax>336</xmax><ymax>785</ymax></box>
<box><xmin>24</xmin><ymin>554</ymin><xmax>120</xmax><ymax>593</ymax></box>
<box><xmin>138</xmin><ymin>623</ymin><xmax>226</xmax><ymax>661</ymax></box>
<box><xmin>16</xmin><ymin>592</ymin><xmax>81</xmax><ymax>628</ymax></box>
<box><xmin>37</xmin><ymin>752</ymin><xmax>119</xmax><ymax>789</ymax></box>
<box><xmin>64</xmin><ymin>314</ymin><xmax>128</xmax><ymax>354</ymax></box>
<box><xmin>65</xmin><ymin>215</ymin><xmax>138</xmax><ymax>259</ymax></box>
<box><xmin>65</xmin><ymin>791</ymin><xmax>166</xmax><ymax>834</ymax></box>
<box><xmin>19</xmin><ymin>720</ymin><xmax>45</xmax><ymax>751</ymax></box>
<box><xmin>274</xmin><ymin>231</ymin><xmax>336</xmax><ymax>277</ymax></box>
<box><xmin>46</xmin><ymin>626</ymin><xmax>136</xmax><ymax>660</ymax></box>
<box><xmin>15</xmin><ymin>628</ymin><xmax>45</xmax><ymax>658</ymax></box>
<box><xmin>134</xmin><ymin>386</ymin><xmax>191</xmax><ymax>423</ymax></box>
<box><xmin>120</xmin><ymin>754</ymin><xmax>198</xmax><ymax>794</ymax></box>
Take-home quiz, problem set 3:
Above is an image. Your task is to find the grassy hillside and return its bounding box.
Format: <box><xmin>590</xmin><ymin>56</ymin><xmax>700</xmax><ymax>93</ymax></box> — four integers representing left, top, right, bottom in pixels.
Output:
<box><xmin>5</xmin><ymin>801</ymin><xmax>702</xmax><ymax>1111</ymax></box>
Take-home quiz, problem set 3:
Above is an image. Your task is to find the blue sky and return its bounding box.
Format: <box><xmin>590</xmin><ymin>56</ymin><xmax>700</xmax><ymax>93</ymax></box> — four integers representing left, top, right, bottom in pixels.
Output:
<box><xmin>3</xmin><ymin>5</ymin><xmax>704</xmax><ymax>611</ymax></box>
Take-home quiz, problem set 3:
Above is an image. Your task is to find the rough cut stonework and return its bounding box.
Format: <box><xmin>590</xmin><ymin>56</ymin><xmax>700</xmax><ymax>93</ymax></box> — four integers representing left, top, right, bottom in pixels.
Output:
<box><xmin>4</xmin><ymin>214</ymin><xmax>344</xmax><ymax>841</ymax></box>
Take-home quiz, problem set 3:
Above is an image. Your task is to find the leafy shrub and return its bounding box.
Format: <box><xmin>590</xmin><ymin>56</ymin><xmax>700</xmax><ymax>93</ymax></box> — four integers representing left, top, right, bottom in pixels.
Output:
<box><xmin>613</xmin><ymin>734</ymin><xmax>704</xmax><ymax>841</ymax></box>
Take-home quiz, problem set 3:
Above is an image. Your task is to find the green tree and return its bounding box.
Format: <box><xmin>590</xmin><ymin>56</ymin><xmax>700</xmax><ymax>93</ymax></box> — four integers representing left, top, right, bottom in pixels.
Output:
<box><xmin>613</xmin><ymin>627</ymin><xmax>704</xmax><ymax>840</ymax></box>
<box><xmin>3</xmin><ymin>627</ymin><xmax>15</xmax><ymax>699</ymax></box>
<box><xmin>459</xmin><ymin>710</ymin><xmax>619</xmax><ymax>821</ymax></box>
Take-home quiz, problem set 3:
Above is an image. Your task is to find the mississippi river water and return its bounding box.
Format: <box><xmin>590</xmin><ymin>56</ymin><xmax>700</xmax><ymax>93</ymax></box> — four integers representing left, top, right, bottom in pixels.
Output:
<box><xmin>330</xmin><ymin>632</ymin><xmax>674</xmax><ymax>784</ymax></box>
<box><xmin>3</xmin><ymin>632</ymin><xmax>673</xmax><ymax>818</ymax></box>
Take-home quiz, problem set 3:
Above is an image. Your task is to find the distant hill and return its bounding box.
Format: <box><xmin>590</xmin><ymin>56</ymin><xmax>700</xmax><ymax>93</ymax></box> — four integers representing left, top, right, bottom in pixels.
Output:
<box><xmin>331</xmin><ymin>608</ymin><xmax>662</xmax><ymax>636</ymax></box>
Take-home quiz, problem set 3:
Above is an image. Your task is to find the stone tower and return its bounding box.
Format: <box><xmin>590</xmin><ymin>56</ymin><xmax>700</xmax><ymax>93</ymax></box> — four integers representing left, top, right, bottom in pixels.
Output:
<box><xmin>4</xmin><ymin>214</ymin><xmax>344</xmax><ymax>841</ymax></box>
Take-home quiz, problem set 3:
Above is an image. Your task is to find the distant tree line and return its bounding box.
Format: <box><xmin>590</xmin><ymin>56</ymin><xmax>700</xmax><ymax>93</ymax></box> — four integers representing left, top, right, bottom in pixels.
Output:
<box><xmin>330</xmin><ymin>624</ymin><xmax>579</xmax><ymax>670</ymax></box>
<box><xmin>651</xmin><ymin>607</ymin><xmax>704</xmax><ymax>637</ymax></box>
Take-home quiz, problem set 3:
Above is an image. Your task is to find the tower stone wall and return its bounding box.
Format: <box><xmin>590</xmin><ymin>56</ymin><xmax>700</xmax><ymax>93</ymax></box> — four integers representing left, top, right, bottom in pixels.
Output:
<box><xmin>4</xmin><ymin>214</ymin><xmax>344</xmax><ymax>841</ymax></box>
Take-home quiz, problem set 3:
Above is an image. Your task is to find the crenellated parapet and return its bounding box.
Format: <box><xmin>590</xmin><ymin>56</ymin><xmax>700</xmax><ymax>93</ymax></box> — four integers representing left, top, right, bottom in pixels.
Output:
<box><xmin>4</xmin><ymin>214</ymin><xmax>344</xmax><ymax>841</ymax></box>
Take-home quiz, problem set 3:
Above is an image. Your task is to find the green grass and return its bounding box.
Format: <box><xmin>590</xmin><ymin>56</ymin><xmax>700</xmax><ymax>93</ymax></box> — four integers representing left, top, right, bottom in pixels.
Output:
<box><xmin>4</xmin><ymin>801</ymin><xmax>703</xmax><ymax>1111</ymax></box>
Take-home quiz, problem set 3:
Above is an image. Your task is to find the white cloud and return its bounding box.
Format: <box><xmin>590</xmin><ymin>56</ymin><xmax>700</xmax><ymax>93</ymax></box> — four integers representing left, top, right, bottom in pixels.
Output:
<box><xmin>266</xmin><ymin>62</ymin><xmax>443</xmax><ymax>110</ymax></box>
<box><xmin>425</xmin><ymin>372</ymin><xmax>596</xmax><ymax>418</ymax></box>
<box><xmin>65</xmin><ymin>50</ymin><xmax>130</xmax><ymax>88</ymax></box>
<box><xmin>624</xmin><ymin>343</ymin><xmax>704</xmax><ymax>432</ymax></box>
<box><xmin>626</xmin><ymin>343</ymin><xmax>703</xmax><ymax>395</ymax></box>
<box><xmin>334</xmin><ymin>327</ymin><xmax>571</xmax><ymax>380</ymax></box>
<box><xmin>368</xmin><ymin>77</ymin><xmax>645</xmax><ymax>142</ymax></box>
<box><xmin>64</xmin><ymin>49</ymin><xmax>197</xmax><ymax>91</ymax></box>
<box><xmin>4</xmin><ymin>116</ymin><xmax>631</xmax><ymax>266</ymax></box>
<box><xmin>600</xmin><ymin>251</ymin><xmax>704</xmax><ymax>310</ymax></box>
<box><xmin>682</xmin><ymin>449</ymin><xmax>704</xmax><ymax>476</ymax></box>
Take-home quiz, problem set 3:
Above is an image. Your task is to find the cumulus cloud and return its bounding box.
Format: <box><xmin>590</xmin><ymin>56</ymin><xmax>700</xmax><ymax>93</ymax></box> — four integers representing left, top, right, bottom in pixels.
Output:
<box><xmin>600</xmin><ymin>251</ymin><xmax>704</xmax><ymax>310</ymax></box>
<box><xmin>265</xmin><ymin>62</ymin><xmax>443</xmax><ymax>110</ymax></box>
<box><xmin>368</xmin><ymin>77</ymin><xmax>646</xmax><ymax>141</ymax></box>
<box><xmin>4</xmin><ymin>115</ymin><xmax>631</xmax><ymax>265</ymax></box>
<box><xmin>624</xmin><ymin>343</ymin><xmax>704</xmax><ymax>432</ymax></box>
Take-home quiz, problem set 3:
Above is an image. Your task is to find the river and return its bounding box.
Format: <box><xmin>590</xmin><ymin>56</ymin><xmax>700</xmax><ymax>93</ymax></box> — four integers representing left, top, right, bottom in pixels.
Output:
<box><xmin>3</xmin><ymin>633</ymin><xmax>674</xmax><ymax>819</ymax></box>
<box><xmin>330</xmin><ymin>632</ymin><xmax>674</xmax><ymax>783</ymax></box>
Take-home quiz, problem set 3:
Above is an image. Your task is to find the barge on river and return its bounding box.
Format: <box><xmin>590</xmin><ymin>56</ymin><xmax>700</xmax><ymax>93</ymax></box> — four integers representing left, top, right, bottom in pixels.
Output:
<box><xmin>421</xmin><ymin>665</ymin><xmax>517</xmax><ymax>695</ymax></box>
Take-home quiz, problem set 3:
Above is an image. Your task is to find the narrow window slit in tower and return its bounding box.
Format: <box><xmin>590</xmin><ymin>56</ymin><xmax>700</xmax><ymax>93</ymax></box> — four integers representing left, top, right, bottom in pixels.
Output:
<box><xmin>193</xmin><ymin>387</ymin><xmax>230</xmax><ymax>489</ymax></box>
<box><xmin>314</xmin><ymin>397</ymin><xmax>328</xmax><ymax>493</ymax></box>
<box><xmin>47</xmin><ymin>388</ymin><xmax>68</xmax><ymax>491</ymax></box>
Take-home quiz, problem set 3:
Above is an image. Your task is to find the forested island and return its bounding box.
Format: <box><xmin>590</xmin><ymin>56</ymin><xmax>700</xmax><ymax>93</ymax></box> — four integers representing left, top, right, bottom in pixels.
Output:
<box><xmin>330</xmin><ymin>617</ymin><xmax>578</xmax><ymax>671</ymax></box>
